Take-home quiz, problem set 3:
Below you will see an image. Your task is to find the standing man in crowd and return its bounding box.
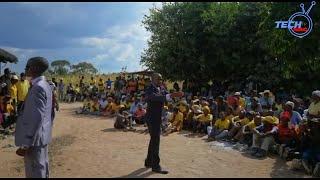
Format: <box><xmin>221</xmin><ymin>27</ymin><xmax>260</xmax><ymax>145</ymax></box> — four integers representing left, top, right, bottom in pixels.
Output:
<box><xmin>16</xmin><ymin>73</ymin><xmax>30</xmax><ymax>112</ymax></box>
<box><xmin>144</xmin><ymin>73</ymin><xmax>184</xmax><ymax>174</ymax></box>
<box><xmin>58</xmin><ymin>78</ymin><xmax>64</xmax><ymax>101</ymax></box>
<box><xmin>15</xmin><ymin>57</ymin><xmax>53</xmax><ymax>178</ymax></box>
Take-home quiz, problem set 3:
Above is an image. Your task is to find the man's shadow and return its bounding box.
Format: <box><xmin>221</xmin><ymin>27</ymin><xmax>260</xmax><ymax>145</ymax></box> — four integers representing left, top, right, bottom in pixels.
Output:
<box><xmin>116</xmin><ymin>168</ymin><xmax>155</xmax><ymax>178</ymax></box>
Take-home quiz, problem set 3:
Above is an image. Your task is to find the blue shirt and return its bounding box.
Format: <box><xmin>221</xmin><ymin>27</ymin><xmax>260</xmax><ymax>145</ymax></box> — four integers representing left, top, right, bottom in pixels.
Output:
<box><xmin>129</xmin><ymin>102</ymin><xmax>139</xmax><ymax>114</ymax></box>
<box><xmin>280</xmin><ymin>111</ymin><xmax>302</xmax><ymax>126</ymax></box>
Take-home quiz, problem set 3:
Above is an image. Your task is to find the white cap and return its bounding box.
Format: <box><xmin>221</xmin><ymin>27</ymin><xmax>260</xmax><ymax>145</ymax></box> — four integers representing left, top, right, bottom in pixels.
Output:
<box><xmin>12</xmin><ymin>75</ymin><xmax>19</xmax><ymax>80</ymax></box>
<box><xmin>312</xmin><ymin>90</ymin><xmax>320</xmax><ymax>98</ymax></box>
<box><xmin>234</xmin><ymin>92</ymin><xmax>241</xmax><ymax>96</ymax></box>
<box><xmin>285</xmin><ymin>101</ymin><xmax>295</xmax><ymax>109</ymax></box>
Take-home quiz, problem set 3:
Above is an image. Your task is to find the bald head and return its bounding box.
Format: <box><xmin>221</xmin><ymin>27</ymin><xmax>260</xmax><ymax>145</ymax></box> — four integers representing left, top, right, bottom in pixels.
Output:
<box><xmin>151</xmin><ymin>73</ymin><xmax>163</xmax><ymax>86</ymax></box>
<box><xmin>25</xmin><ymin>57</ymin><xmax>49</xmax><ymax>77</ymax></box>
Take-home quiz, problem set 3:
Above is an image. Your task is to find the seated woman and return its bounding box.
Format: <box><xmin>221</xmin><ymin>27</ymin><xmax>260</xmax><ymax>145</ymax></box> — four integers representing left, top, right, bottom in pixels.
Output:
<box><xmin>102</xmin><ymin>97</ymin><xmax>118</xmax><ymax>117</ymax></box>
<box><xmin>76</xmin><ymin>95</ymin><xmax>91</xmax><ymax>114</ymax></box>
<box><xmin>184</xmin><ymin>109</ymin><xmax>194</xmax><ymax>131</ymax></box>
<box><xmin>250</xmin><ymin>116</ymin><xmax>279</xmax><ymax>158</ymax></box>
<box><xmin>161</xmin><ymin>106</ymin><xmax>171</xmax><ymax>132</ymax></box>
<box><xmin>234</xmin><ymin>113</ymin><xmax>262</xmax><ymax>146</ymax></box>
<box><xmin>164</xmin><ymin>107</ymin><xmax>184</xmax><ymax>135</ymax></box>
<box><xmin>207</xmin><ymin>111</ymin><xmax>231</xmax><ymax>141</ymax></box>
<box><xmin>299</xmin><ymin>117</ymin><xmax>320</xmax><ymax>176</ymax></box>
<box><xmin>194</xmin><ymin>106</ymin><xmax>213</xmax><ymax>134</ymax></box>
<box><xmin>0</xmin><ymin>95</ymin><xmax>16</xmax><ymax>129</ymax></box>
<box><xmin>276</xmin><ymin>111</ymin><xmax>298</xmax><ymax>160</ymax></box>
<box><xmin>114</xmin><ymin>105</ymin><xmax>130</xmax><ymax>130</ymax></box>
<box><xmin>190</xmin><ymin>105</ymin><xmax>204</xmax><ymax>133</ymax></box>
<box><xmin>133</xmin><ymin>104</ymin><xmax>146</xmax><ymax>124</ymax></box>
<box><xmin>228</xmin><ymin>110</ymin><xmax>251</xmax><ymax>141</ymax></box>
<box><xmin>89</xmin><ymin>96</ymin><xmax>100</xmax><ymax>115</ymax></box>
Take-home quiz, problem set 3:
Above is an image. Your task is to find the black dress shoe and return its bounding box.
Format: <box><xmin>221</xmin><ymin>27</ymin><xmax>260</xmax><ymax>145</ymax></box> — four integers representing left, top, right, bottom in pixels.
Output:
<box><xmin>144</xmin><ymin>163</ymin><xmax>152</xmax><ymax>168</ymax></box>
<box><xmin>144</xmin><ymin>161</ymin><xmax>152</xmax><ymax>168</ymax></box>
<box><xmin>152</xmin><ymin>167</ymin><xmax>169</xmax><ymax>174</ymax></box>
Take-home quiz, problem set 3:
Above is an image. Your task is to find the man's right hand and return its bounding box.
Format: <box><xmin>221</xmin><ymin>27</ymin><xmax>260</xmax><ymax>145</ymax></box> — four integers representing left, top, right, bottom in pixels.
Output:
<box><xmin>16</xmin><ymin>147</ymin><xmax>29</xmax><ymax>157</ymax></box>
<box><xmin>170</xmin><ymin>92</ymin><xmax>184</xmax><ymax>98</ymax></box>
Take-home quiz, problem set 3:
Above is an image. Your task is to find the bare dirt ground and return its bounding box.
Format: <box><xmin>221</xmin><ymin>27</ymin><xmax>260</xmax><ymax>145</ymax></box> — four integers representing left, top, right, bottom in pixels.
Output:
<box><xmin>0</xmin><ymin>103</ymin><xmax>310</xmax><ymax>178</ymax></box>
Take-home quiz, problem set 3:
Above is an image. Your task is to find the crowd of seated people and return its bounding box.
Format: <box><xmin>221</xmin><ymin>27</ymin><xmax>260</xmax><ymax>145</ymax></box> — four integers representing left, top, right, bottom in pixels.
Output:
<box><xmin>73</xmin><ymin>74</ymin><xmax>320</xmax><ymax>177</ymax></box>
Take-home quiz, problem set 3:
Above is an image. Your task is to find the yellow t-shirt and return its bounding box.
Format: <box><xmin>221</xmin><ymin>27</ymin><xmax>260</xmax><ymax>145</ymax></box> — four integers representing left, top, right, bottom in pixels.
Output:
<box><xmin>178</xmin><ymin>105</ymin><xmax>187</xmax><ymax>114</ymax></box>
<box><xmin>9</xmin><ymin>84</ymin><xmax>18</xmax><ymax>102</ymax></box>
<box><xmin>232</xmin><ymin>116</ymin><xmax>251</xmax><ymax>126</ymax></box>
<box><xmin>90</xmin><ymin>101</ymin><xmax>99</xmax><ymax>112</ymax></box>
<box><xmin>246</xmin><ymin>121</ymin><xmax>258</xmax><ymax>130</ymax></box>
<box><xmin>6</xmin><ymin>103</ymin><xmax>14</xmax><ymax>114</ymax></box>
<box><xmin>309</xmin><ymin>102</ymin><xmax>320</xmax><ymax>116</ymax></box>
<box><xmin>111</xmin><ymin>103</ymin><xmax>119</xmax><ymax>112</ymax></box>
<box><xmin>90</xmin><ymin>79</ymin><xmax>97</xmax><ymax>86</ymax></box>
<box><xmin>225</xmin><ymin>115</ymin><xmax>234</xmax><ymax>122</ymax></box>
<box><xmin>138</xmin><ymin>79</ymin><xmax>145</xmax><ymax>90</ymax></box>
<box><xmin>239</xmin><ymin>97</ymin><xmax>246</xmax><ymax>108</ymax></box>
<box><xmin>75</xmin><ymin>87</ymin><xmax>80</xmax><ymax>94</ymax></box>
<box><xmin>196</xmin><ymin>114</ymin><xmax>213</xmax><ymax>123</ymax></box>
<box><xmin>98</xmin><ymin>81</ymin><xmax>104</xmax><ymax>91</ymax></box>
<box><xmin>83</xmin><ymin>99</ymin><xmax>91</xmax><ymax>108</ymax></box>
<box><xmin>17</xmin><ymin>80</ymin><xmax>30</xmax><ymax>102</ymax></box>
<box><xmin>214</xmin><ymin>118</ymin><xmax>230</xmax><ymax>131</ymax></box>
<box><xmin>122</xmin><ymin>102</ymin><xmax>131</xmax><ymax>109</ymax></box>
<box><xmin>171</xmin><ymin>111</ymin><xmax>184</xmax><ymax>131</ymax></box>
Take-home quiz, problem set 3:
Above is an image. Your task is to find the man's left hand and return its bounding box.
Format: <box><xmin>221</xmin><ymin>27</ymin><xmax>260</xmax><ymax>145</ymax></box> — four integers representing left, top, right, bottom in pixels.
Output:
<box><xmin>16</xmin><ymin>147</ymin><xmax>29</xmax><ymax>157</ymax></box>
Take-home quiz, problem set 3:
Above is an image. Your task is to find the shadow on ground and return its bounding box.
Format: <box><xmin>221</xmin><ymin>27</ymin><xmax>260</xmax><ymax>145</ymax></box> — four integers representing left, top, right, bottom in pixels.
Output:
<box><xmin>115</xmin><ymin>168</ymin><xmax>155</xmax><ymax>178</ymax></box>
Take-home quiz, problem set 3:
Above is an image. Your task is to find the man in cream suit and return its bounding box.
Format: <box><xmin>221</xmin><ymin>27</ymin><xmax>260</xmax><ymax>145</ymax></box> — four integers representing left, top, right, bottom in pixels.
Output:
<box><xmin>15</xmin><ymin>57</ymin><xmax>53</xmax><ymax>178</ymax></box>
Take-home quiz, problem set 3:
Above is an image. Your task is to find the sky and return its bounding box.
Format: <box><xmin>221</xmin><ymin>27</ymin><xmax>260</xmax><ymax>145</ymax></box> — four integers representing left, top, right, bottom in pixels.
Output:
<box><xmin>0</xmin><ymin>2</ymin><xmax>162</xmax><ymax>74</ymax></box>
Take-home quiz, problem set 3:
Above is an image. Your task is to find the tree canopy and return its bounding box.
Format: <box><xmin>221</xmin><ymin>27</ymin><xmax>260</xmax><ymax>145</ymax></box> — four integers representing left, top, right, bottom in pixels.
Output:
<box><xmin>141</xmin><ymin>2</ymin><xmax>320</xmax><ymax>96</ymax></box>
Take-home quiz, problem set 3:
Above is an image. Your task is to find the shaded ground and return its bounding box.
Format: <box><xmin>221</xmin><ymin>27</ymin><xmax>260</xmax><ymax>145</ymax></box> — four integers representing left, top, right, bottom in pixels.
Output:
<box><xmin>0</xmin><ymin>103</ymin><xmax>309</xmax><ymax>178</ymax></box>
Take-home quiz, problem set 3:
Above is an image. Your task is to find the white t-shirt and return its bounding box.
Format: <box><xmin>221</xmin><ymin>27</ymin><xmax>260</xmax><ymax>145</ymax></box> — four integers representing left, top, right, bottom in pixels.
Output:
<box><xmin>99</xmin><ymin>99</ymin><xmax>108</xmax><ymax>109</ymax></box>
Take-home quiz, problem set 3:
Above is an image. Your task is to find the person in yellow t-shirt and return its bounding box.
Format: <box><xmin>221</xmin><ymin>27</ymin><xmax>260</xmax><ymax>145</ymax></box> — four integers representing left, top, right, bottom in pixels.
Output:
<box><xmin>308</xmin><ymin>90</ymin><xmax>320</xmax><ymax>118</ymax></box>
<box><xmin>90</xmin><ymin>96</ymin><xmax>100</xmax><ymax>114</ymax></box>
<box><xmin>90</xmin><ymin>76</ymin><xmax>97</xmax><ymax>86</ymax></box>
<box><xmin>178</xmin><ymin>100</ymin><xmax>189</xmax><ymax>120</ymax></box>
<box><xmin>77</xmin><ymin>95</ymin><xmax>91</xmax><ymax>114</ymax></box>
<box><xmin>194</xmin><ymin>106</ymin><xmax>213</xmax><ymax>133</ymax></box>
<box><xmin>165</xmin><ymin>107</ymin><xmax>184</xmax><ymax>135</ymax></box>
<box><xmin>16</xmin><ymin>73</ymin><xmax>30</xmax><ymax>111</ymax></box>
<box><xmin>137</xmin><ymin>76</ymin><xmax>145</xmax><ymax>92</ymax></box>
<box><xmin>233</xmin><ymin>113</ymin><xmax>262</xmax><ymax>143</ymax></box>
<box><xmin>227</xmin><ymin>110</ymin><xmax>251</xmax><ymax>139</ymax></box>
<box><xmin>9</xmin><ymin>75</ymin><xmax>19</xmax><ymax>111</ymax></box>
<box><xmin>207</xmin><ymin>112</ymin><xmax>231</xmax><ymax>141</ymax></box>
<box><xmin>98</xmin><ymin>78</ymin><xmax>104</xmax><ymax>94</ymax></box>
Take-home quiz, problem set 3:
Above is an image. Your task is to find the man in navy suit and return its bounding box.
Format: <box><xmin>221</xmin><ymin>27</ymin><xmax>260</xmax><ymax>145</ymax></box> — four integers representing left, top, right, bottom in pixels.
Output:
<box><xmin>144</xmin><ymin>73</ymin><xmax>183</xmax><ymax>174</ymax></box>
<box><xmin>15</xmin><ymin>57</ymin><xmax>53</xmax><ymax>178</ymax></box>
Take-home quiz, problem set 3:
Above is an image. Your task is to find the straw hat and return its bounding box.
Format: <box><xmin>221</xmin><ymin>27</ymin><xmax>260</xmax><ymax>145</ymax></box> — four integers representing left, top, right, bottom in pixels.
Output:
<box><xmin>203</xmin><ymin>106</ymin><xmax>210</xmax><ymax>113</ymax></box>
<box><xmin>192</xmin><ymin>105</ymin><xmax>203</xmax><ymax>114</ymax></box>
<box><xmin>262</xmin><ymin>116</ymin><xmax>279</xmax><ymax>125</ymax></box>
<box><xmin>12</xmin><ymin>75</ymin><xmax>19</xmax><ymax>80</ymax></box>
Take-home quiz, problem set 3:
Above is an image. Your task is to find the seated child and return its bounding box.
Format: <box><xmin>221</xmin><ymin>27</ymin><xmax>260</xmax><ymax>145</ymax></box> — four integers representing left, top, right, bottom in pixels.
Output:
<box><xmin>250</xmin><ymin>116</ymin><xmax>279</xmax><ymax>158</ymax></box>
<box><xmin>276</xmin><ymin>111</ymin><xmax>298</xmax><ymax>160</ymax></box>
<box><xmin>90</xmin><ymin>96</ymin><xmax>100</xmax><ymax>115</ymax></box>
<box><xmin>207</xmin><ymin>111</ymin><xmax>231</xmax><ymax>141</ymax></box>
<box><xmin>228</xmin><ymin>110</ymin><xmax>251</xmax><ymax>141</ymax></box>
<box><xmin>164</xmin><ymin>107</ymin><xmax>184</xmax><ymax>135</ymax></box>
<box><xmin>161</xmin><ymin>106</ymin><xmax>170</xmax><ymax>132</ymax></box>
<box><xmin>76</xmin><ymin>95</ymin><xmax>91</xmax><ymax>114</ymax></box>
<box><xmin>133</xmin><ymin>104</ymin><xmax>146</xmax><ymax>124</ymax></box>
<box><xmin>194</xmin><ymin>106</ymin><xmax>213</xmax><ymax>134</ymax></box>
<box><xmin>1</xmin><ymin>96</ymin><xmax>16</xmax><ymax>129</ymax></box>
<box><xmin>234</xmin><ymin>112</ymin><xmax>261</xmax><ymax>146</ymax></box>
